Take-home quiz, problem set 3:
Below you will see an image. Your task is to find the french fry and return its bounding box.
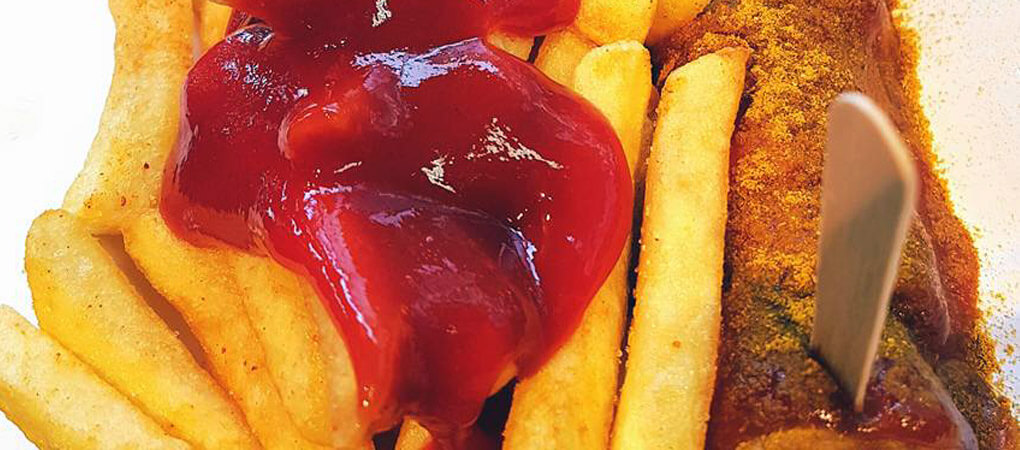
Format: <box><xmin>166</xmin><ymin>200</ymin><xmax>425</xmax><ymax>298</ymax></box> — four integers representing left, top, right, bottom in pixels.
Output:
<box><xmin>0</xmin><ymin>306</ymin><xmax>188</xmax><ymax>450</ymax></box>
<box><xmin>645</xmin><ymin>0</ymin><xmax>710</xmax><ymax>44</ymax></box>
<box><xmin>611</xmin><ymin>47</ymin><xmax>749</xmax><ymax>450</ymax></box>
<box><xmin>94</xmin><ymin>233</ymin><xmax>209</xmax><ymax>368</ymax></box>
<box><xmin>504</xmin><ymin>259</ymin><xmax>629</xmax><ymax>449</ymax></box>
<box><xmin>504</xmin><ymin>41</ymin><xmax>652</xmax><ymax>450</ymax></box>
<box><xmin>534</xmin><ymin>29</ymin><xmax>596</xmax><ymax>87</ymax></box>
<box><xmin>230</xmin><ymin>254</ymin><xmax>364</xmax><ymax>447</ymax></box>
<box><xmin>194</xmin><ymin>0</ymin><xmax>233</xmax><ymax>52</ymax></box>
<box><xmin>25</xmin><ymin>210</ymin><xmax>257</xmax><ymax>449</ymax></box>
<box><xmin>487</xmin><ymin>32</ymin><xmax>534</xmax><ymax>60</ymax></box>
<box><xmin>572</xmin><ymin>42</ymin><xmax>655</xmax><ymax>178</ymax></box>
<box><xmin>62</xmin><ymin>0</ymin><xmax>193</xmax><ymax>234</ymax></box>
<box><xmin>395</xmin><ymin>420</ymin><xmax>431</xmax><ymax>450</ymax></box>
<box><xmin>393</xmin><ymin>367</ymin><xmax>518</xmax><ymax>448</ymax></box>
<box><xmin>735</xmin><ymin>427</ymin><xmax>862</xmax><ymax>448</ymax></box>
<box><xmin>229</xmin><ymin>254</ymin><xmax>331</xmax><ymax>443</ymax></box>
<box><xmin>574</xmin><ymin>0</ymin><xmax>657</xmax><ymax>45</ymax></box>
<box><xmin>123</xmin><ymin>211</ymin><xmax>332</xmax><ymax>450</ymax></box>
<box><xmin>303</xmin><ymin>278</ymin><xmax>370</xmax><ymax>448</ymax></box>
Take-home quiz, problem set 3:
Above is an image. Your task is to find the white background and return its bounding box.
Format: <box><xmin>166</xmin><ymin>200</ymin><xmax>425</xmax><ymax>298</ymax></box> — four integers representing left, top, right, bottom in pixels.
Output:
<box><xmin>0</xmin><ymin>2</ymin><xmax>113</xmax><ymax>446</ymax></box>
<box><xmin>0</xmin><ymin>1</ymin><xmax>1016</xmax><ymax>448</ymax></box>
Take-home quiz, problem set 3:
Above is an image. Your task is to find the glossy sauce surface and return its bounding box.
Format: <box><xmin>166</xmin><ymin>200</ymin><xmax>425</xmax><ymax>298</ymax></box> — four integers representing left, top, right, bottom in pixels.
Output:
<box><xmin>161</xmin><ymin>0</ymin><xmax>632</xmax><ymax>444</ymax></box>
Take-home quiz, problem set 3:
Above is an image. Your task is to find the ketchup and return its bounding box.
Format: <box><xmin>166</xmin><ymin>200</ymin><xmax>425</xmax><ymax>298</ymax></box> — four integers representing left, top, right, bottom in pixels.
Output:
<box><xmin>161</xmin><ymin>0</ymin><xmax>632</xmax><ymax>445</ymax></box>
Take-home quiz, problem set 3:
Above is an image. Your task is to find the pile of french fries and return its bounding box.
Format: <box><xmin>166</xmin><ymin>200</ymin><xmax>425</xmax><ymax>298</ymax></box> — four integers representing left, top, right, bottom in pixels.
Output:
<box><xmin>0</xmin><ymin>0</ymin><xmax>752</xmax><ymax>448</ymax></box>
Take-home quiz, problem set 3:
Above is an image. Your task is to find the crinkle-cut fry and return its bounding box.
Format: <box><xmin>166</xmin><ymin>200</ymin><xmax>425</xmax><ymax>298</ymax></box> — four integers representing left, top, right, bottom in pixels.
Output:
<box><xmin>62</xmin><ymin>0</ymin><xmax>193</xmax><ymax>234</ymax></box>
<box><xmin>574</xmin><ymin>0</ymin><xmax>657</xmax><ymax>45</ymax></box>
<box><xmin>486</xmin><ymin>31</ymin><xmax>534</xmax><ymax>60</ymax></box>
<box><xmin>194</xmin><ymin>0</ymin><xmax>233</xmax><ymax>52</ymax></box>
<box><xmin>611</xmin><ymin>47</ymin><xmax>749</xmax><ymax>450</ymax></box>
<box><xmin>25</xmin><ymin>210</ymin><xmax>258</xmax><ymax>449</ymax></box>
<box><xmin>122</xmin><ymin>211</ymin><xmax>331</xmax><ymax>450</ymax></box>
<box><xmin>534</xmin><ymin>28</ymin><xmax>596</xmax><ymax>87</ymax></box>
<box><xmin>645</xmin><ymin>0</ymin><xmax>710</xmax><ymax>45</ymax></box>
<box><xmin>504</xmin><ymin>41</ymin><xmax>652</xmax><ymax>450</ymax></box>
<box><xmin>395</xmin><ymin>420</ymin><xmax>431</xmax><ymax>450</ymax></box>
<box><xmin>231</xmin><ymin>254</ymin><xmax>365</xmax><ymax>448</ymax></box>
<box><xmin>0</xmin><ymin>306</ymin><xmax>189</xmax><ymax>450</ymax></box>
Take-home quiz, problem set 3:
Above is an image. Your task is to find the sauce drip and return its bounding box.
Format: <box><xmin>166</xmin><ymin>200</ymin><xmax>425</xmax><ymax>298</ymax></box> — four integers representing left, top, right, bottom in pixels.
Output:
<box><xmin>161</xmin><ymin>0</ymin><xmax>632</xmax><ymax>444</ymax></box>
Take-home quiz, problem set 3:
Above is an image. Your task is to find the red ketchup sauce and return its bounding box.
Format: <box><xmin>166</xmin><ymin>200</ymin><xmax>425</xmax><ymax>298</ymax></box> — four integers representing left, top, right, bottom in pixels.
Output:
<box><xmin>161</xmin><ymin>0</ymin><xmax>632</xmax><ymax>445</ymax></box>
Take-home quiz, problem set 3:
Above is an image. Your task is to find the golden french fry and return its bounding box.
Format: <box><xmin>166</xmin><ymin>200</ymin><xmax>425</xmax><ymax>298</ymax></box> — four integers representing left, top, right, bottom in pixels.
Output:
<box><xmin>534</xmin><ymin>29</ymin><xmax>596</xmax><ymax>87</ymax></box>
<box><xmin>637</xmin><ymin>113</ymin><xmax>657</xmax><ymax>187</ymax></box>
<box><xmin>487</xmin><ymin>32</ymin><xmax>534</xmax><ymax>60</ymax></box>
<box><xmin>504</xmin><ymin>258</ymin><xmax>629</xmax><ymax>449</ymax></box>
<box><xmin>504</xmin><ymin>41</ymin><xmax>652</xmax><ymax>450</ymax></box>
<box><xmin>229</xmin><ymin>254</ymin><xmax>331</xmax><ymax>443</ymax></box>
<box><xmin>645</xmin><ymin>0</ymin><xmax>710</xmax><ymax>44</ymax></box>
<box><xmin>25</xmin><ymin>210</ymin><xmax>257</xmax><ymax>449</ymax></box>
<box><xmin>194</xmin><ymin>0</ymin><xmax>234</xmax><ymax>52</ymax></box>
<box><xmin>393</xmin><ymin>368</ymin><xmax>517</xmax><ymax>447</ymax></box>
<box><xmin>574</xmin><ymin>0</ymin><xmax>657</xmax><ymax>45</ymax></box>
<box><xmin>611</xmin><ymin>47</ymin><xmax>749</xmax><ymax>450</ymax></box>
<box><xmin>0</xmin><ymin>306</ymin><xmax>188</xmax><ymax>450</ymax></box>
<box><xmin>62</xmin><ymin>0</ymin><xmax>193</xmax><ymax>234</ymax></box>
<box><xmin>572</xmin><ymin>41</ymin><xmax>654</xmax><ymax>177</ymax></box>
<box><xmin>231</xmin><ymin>254</ymin><xmax>364</xmax><ymax>447</ymax></box>
<box><xmin>395</xmin><ymin>420</ymin><xmax>431</xmax><ymax>450</ymax></box>
<box><xmin>302</xmin><ymin>271</ymin><xmax>371</xmax><ymax>449</ymax></box>
<box><xmin>94</xmin><ymin>233</ymin><xmax>209</xmax><ymax>367</ymax></box>
<box><xmin>123</xmin><ymin>211</ymin><xmax>331</xmax><ymax>450</ymax></box>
